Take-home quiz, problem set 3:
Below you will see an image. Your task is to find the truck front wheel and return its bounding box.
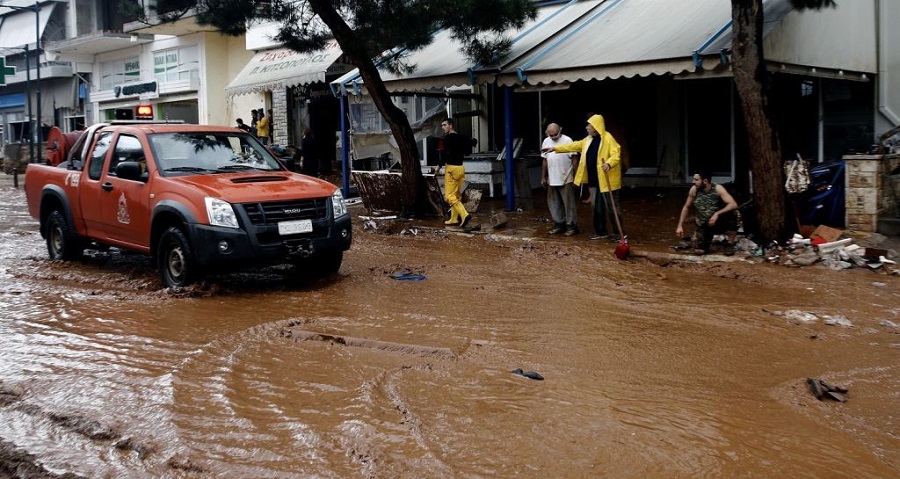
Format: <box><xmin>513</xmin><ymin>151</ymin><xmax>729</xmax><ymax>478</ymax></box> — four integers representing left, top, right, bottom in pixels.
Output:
<box><xmin>317</xmin><ymin>250</ymin><xmax>343</xmax><ymax>275</ymax></box>
<box><xmin>46</xmin><ymin>210</ymin><xmax>84</xmax><ymax>261</ymax></box>
<box><xmin>293</xmin><ymin>250</ymin><xmax>343</xmax><ymax>278</ymax></box>
<box><xmin>158</xmin><ymin>226</ymin><xmax>197</xmax><ymax>288</ymax></box>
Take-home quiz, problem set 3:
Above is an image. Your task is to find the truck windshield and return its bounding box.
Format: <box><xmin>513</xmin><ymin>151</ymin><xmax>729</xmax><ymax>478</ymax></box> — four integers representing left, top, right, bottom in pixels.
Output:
<box><xmin>148</xmin><ymin>132</ymin><xmax>284</xmax><ymax>175</ymax></box>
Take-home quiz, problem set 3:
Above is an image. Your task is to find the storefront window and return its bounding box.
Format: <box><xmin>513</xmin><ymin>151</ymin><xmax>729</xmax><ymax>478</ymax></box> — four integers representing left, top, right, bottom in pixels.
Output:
<box><xmin>349</xmin><ymin>95</ymin><xmax>446</xmax><ymax>133</ymax></box>
<box><xmin>153</xmin><ymin>46</ymin><xmax>200</xmax><ymax>84</ymax></box>
<box><xmin>100</xmin><ymin>57</ymin><xmax>140</xmax><ymax>91</ymax></box>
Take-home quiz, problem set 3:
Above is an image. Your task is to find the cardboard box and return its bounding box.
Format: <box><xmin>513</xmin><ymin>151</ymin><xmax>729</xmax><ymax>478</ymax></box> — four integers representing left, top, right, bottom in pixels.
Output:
<box><xmin>810</xmin><ymin>225</ymin><xmax>843</xmax><ymax>243</ymax></box>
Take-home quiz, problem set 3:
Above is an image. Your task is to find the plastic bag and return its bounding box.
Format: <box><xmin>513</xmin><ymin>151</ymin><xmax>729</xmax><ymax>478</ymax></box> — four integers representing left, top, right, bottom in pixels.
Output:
<box><xmin>784</xmin><ymin>154</ymin><xmax>810</xmax><ymax>193</ymax></box>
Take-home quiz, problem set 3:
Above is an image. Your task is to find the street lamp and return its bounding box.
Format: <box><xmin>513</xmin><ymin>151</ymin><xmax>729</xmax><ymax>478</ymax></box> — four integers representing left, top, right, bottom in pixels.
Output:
<box><xmin>0</xmin><ymin>1</ymin><xmax>42</xmax><ymax>164</ymax></box>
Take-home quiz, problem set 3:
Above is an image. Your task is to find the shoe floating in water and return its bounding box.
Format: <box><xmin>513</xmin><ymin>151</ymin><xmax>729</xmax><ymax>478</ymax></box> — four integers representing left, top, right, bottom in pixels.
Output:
<box><xmin>390</xmin><ymin>272</ymin><xmax>427</xmax><ymax>281</ymax></box>
<box><xmin>511</xmin><ymin>368</ymin><xmax>544</xmax><ymax>380</ymax></box>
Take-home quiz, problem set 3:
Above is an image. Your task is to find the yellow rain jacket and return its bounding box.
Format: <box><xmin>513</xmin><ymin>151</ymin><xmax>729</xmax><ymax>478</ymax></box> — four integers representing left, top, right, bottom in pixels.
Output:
<box><xmin>553</xmin><ymin>114</ymin><xmax>622</xmax><ymax>192</ymax></box>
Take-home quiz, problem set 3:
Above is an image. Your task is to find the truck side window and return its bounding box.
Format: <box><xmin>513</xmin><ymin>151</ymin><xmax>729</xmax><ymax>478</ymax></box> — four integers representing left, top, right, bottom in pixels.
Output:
<box><xmin>87</xmin><ymin>132</ymin><xmax>113</xmax><ymax>180</ymax></box>
<box><xmin>110</xmin><ymin>134</ymin><xmax>145</xmax><ymax>177</ymax></box>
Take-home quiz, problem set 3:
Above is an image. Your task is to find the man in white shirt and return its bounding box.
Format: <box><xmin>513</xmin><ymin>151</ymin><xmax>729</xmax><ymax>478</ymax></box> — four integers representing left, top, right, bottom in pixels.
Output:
<box><xmin>541</xmin><ymin>123</ymin><xmax>579</xmax><ymax>235</ymax></box>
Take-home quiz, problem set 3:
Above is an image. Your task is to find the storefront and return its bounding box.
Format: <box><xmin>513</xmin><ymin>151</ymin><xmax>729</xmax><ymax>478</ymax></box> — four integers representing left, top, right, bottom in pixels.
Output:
<box><xmin>225</xmin><ymin>41</ymin><xmax>352</xmax><ymax>163</ymax></box>
<box><xmin>91</xmin><ymin>42</ymin><xmax>201</xmax><ymax>123</ymax></box>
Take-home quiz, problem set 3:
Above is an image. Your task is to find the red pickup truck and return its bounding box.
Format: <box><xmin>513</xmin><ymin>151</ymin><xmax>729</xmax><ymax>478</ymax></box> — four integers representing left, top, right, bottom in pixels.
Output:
<box><xmin>25</xmin><ymin>122</ymin><xmax>352</xmax><ymax>288</ymax></box>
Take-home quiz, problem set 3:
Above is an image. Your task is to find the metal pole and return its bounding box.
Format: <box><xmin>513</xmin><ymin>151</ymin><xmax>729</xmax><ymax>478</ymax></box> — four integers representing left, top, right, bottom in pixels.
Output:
<box><xmin>503</xmin><ymin>86</ymin><xmax>515</xmax><ymax>211</ymax></box>
<box><xmin>34</xmin><ymin>1</ymin><xmax>41</xmax><ymax>163</ymax></box>
<box><xmin>340</xmin><ymin>93</ymin><xmax>350</xmax><ymax>197</ymax></box>
<box><xmin>24</xmin><ymin>45</ymin><xmax>33</xmax><ymax>163</ymax></box>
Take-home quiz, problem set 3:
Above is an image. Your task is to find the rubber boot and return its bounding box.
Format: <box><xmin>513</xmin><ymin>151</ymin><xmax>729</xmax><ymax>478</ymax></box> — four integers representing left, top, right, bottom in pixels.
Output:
<box><xmin>453</xmin><ymin>203</ymin><xmax>470</xmax><ymax>227</ymax></box>
<box><xmin>444</xmin><ymin>208</ymin><xmax>460</xmax><ymax>225</ymax></box>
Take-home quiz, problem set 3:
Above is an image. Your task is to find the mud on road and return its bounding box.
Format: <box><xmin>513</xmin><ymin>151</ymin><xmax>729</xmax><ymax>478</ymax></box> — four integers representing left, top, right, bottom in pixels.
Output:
<box><xmin>0</xmin><ymin>183</ymin><xmax>898</xmax><ymax>478</ymax></box>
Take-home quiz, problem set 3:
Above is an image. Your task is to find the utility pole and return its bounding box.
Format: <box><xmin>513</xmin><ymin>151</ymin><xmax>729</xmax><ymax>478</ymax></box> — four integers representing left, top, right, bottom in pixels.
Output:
<box><xmin>34</xmin><ymin>0</ymin><xmax>41</xmax><ymax>163</ymax></box>
<box><xmin>24</xmin><ymin>45</ymin><xmax>33</xmax><ymax>165</ymax></box>
<box><xmin>0</xmin><ymin>1</ymin><xmax>42</xmax><ymax>163</ymax></box>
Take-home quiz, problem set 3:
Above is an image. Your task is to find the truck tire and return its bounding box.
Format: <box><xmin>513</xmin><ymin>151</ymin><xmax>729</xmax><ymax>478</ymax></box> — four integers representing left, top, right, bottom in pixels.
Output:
<box><xmin>46</xmin><ymin>210</ymin><xmax>84</xmax><ymax>261</ymax></box>
<box><xmin>294</xmin><ymin>250</ymin><xmax>343</xmax><ymax>278</ymax></box>
<box><xmin>318</xmin><ymin>250</ymin><xmax>343</xmax><ymax>275</ymax></box>
<box><xmin>157</xmin><ymin>226</ymin><xmax>196</xmax><ymax>288</ymax></box>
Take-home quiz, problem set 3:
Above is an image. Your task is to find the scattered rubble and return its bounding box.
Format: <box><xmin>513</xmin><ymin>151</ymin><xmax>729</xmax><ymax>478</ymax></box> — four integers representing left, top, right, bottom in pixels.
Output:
<box><xmin>822</xmin><ymin>315</ymin><xmax>854</xmax><ymax>327</ymax></box>
<box><xmin>779</xmin><ymin>310</ymin><xmax>819</xmax><ymax>323</ymax></box>
<box><xmin>769</xmin><ymin>310</ymin><xmax>854</xmax><ymax>327</ymax></box>
<box><xmin>879</xmin><ymin>320</ymin><xmax>900</xmax><ymax>331</ymax></box>
<box><xmin>511</xmin><ymin>368</ymin><xmax>544</xmax><ymax>380</ymax></box>
<box><xmin>806</xmin><ymin>377</ymin><xmax>849</xmax><ymax>402</ymax></box>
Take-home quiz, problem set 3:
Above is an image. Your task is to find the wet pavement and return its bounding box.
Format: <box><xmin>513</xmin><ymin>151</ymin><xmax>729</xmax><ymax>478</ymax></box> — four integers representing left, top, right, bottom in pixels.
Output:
<box><xmin>0</xmin><ymin>173</ymin><xmax>898</xmax><ymax>478</ymax></box>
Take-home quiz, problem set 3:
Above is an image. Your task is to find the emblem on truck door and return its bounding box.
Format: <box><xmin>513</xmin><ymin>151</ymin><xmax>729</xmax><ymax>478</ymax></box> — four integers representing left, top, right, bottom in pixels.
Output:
<box><xmin>65</xmin><ymin>172</ymin><xmax>80</xmax><ymax>187</ymax></box>
<box><xmin>117</xmin><ymin>192</ymin><xmax>131</xmax><ymax>224</ymax></box>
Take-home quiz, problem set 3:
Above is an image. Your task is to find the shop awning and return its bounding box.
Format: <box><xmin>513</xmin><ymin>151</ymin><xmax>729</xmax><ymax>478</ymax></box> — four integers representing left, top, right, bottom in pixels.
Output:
<box><xmin>333</xmin><ymin>0</ymin><xmax>604</xmax><ymax>94</ymax></box>
<box><xmin>497</xmin><ymin>0</ymin><xmax>796</xmax><ymax>86</ymax></box>
<box><xmin>333</xmin><ymin>0</ymin><xmax>797</xmax><ymax>93</ymax></box>
<box><xmin>226</xmin><ymin>43</ymin><xmax>347</xmax><ymax>96</ymax></box>
<box><xmin>0</xmin><ymin>2</ymin><xmax>56</xmax><ymax>49</ymax></box>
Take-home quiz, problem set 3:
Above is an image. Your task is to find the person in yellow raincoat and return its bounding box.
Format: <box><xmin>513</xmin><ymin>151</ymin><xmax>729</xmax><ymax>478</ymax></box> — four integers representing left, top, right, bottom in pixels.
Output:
<box><xmin>543</xmin><ymin>114</ymin><xmax>623</xmax><ymax>241</ymax></box>
<box><xmin>256</xmin><ymin>109</ymin><xmax>270</xmax><ymax>145</ymax></box>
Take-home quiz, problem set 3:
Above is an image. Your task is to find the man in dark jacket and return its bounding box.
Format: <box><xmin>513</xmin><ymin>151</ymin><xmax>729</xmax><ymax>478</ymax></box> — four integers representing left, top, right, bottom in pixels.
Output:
<box><xmin>436</xmin><ymin>118</ymin><xmax>473</xmax><ymax>227</ymax></box>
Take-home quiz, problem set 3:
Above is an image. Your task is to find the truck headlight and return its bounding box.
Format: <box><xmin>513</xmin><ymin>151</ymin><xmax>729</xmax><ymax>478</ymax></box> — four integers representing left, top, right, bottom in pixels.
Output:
<box><xmin>205</xmin><ymin>197</ymin><xmax>239</xmax><ymax>228</ymax></box>
<box><xmin>332</xmin><ymin>189</ymin><xmax>348</xmax><ymax>218</ymax></box>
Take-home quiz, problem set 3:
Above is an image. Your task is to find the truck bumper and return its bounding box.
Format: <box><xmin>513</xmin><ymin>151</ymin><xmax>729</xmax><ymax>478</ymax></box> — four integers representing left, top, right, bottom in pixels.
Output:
<box><xmin>188</xmin><ymin>214</ymin><xmax>352</xmax><ymax>268</ymax></box>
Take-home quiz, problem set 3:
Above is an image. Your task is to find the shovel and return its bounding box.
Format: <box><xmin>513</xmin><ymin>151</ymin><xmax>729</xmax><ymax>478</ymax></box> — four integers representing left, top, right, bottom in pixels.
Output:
<box><xmin>601</xmin><ymin>163</ymin><xmax>630</xmax><ymax>260</ymax></box>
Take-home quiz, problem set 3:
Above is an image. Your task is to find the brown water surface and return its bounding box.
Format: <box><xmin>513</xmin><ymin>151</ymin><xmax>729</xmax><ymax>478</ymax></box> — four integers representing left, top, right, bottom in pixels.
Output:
<box><xmin>0</xmin><ymin>184</ymin><xmax>897</xmax><ymax>478</ymax></box>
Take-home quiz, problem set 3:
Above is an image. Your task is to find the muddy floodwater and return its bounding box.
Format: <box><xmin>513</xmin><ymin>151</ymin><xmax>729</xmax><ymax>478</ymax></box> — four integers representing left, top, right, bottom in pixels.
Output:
<box><xmin>0</xmin><ymin>181</ymin><xmax>898</xmax><ymax>478</ymax></box>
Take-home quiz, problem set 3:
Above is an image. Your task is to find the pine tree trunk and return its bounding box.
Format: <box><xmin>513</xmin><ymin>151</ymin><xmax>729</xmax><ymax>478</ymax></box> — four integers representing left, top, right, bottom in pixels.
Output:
<box><xmin>310</xmin><ymin>0</ymin><xmax>428</xmax><ymax>217</ymax></box>
<box><xmin>731</xmin><ymin>0</ymin><xmax>786</xmax><ymax>242</ymax></box>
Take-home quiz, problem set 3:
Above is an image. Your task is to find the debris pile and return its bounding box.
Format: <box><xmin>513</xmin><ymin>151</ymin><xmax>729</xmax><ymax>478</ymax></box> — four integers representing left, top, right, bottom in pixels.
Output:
<box><xmin>751</xmin><ymin>226</ymin><xmax>898</xmax><ymax>274</ymax></box>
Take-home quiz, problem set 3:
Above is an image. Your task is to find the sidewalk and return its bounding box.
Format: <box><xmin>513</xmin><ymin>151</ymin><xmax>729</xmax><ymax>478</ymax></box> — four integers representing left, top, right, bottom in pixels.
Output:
<box><xmin>6</xmin><ymin>172</ymin><xmax>896</xmax><ymax>263</ymax></box>
<box><xmin>384</xmin><ymin>185</ymin><xmax>900</xmax><ymax>263</ymax></box>
<box><xmin>0</xmin><ymin>172</ymin><xmax>23</xmax><ymax>188</ymax></box>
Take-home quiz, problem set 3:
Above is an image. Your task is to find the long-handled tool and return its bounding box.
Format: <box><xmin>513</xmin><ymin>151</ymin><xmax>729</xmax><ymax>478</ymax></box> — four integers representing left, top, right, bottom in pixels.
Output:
<box><xmin>601</xmin><ymin>162</ymin><xmax>630</xmax><ymax>260</ymax></box>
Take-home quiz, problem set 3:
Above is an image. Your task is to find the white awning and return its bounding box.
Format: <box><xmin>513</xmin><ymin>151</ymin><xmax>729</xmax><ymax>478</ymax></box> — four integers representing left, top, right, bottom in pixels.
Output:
<box><xmin>226</xmin><ymin>42</ymin><xmax>347</xmax><ymax>96</ymax></box>
<box><xmin>496</xmin><ymin>0</ymin><xmax>778</xmax><ymax>86</ymax></box>
<box><xmin>333</xmin><ymin>0</ymin><xmax>604</xmax><ymax>94</ymax></box>
<box><xmin>333</xmin><ymin>0</ymin><xmax>800</xmax><ymax>93</ymax></box>
<box><xmin>0</xmin><ymin>2</ymin><xmax>56</xmax><ymax>49</ymax></box>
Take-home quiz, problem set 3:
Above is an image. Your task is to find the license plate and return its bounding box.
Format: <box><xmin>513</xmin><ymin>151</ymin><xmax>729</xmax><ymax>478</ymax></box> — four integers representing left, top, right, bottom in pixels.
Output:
<box><xmin>278</xmin><ymin>219</ymin><xmax>313</xmax><ymax>235</ymax></box>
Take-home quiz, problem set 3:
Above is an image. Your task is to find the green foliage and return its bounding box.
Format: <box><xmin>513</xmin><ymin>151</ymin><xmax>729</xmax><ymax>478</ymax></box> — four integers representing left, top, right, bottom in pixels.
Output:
<box><xmin>152</xmin><ymin>0</ymin><xmax>537</xmax><ymax>70</ymax></box>
<box><xmin>117</xmin><ymin>0</ymin><xmax>147</xmax><ymax>22</ymax></box>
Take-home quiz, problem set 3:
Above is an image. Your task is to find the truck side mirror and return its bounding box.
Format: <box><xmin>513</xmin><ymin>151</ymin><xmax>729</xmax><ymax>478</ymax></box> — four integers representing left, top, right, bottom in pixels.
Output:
<box><xmin>116</xmin><ymin>161</ymin><xmax>146</xmax><ymax>182</ymax></box>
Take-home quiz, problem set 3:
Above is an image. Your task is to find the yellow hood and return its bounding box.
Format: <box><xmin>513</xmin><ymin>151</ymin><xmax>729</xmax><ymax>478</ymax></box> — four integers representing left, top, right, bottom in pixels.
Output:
<box><xmin>587</xmin><ymin>114</ymin><xmax>606</xmax><ymax>137</ymax></box>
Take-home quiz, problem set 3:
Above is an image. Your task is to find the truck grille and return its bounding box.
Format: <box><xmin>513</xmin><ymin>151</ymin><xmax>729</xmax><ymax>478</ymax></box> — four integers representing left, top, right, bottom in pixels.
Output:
<box><xmin>240</xmin><ymin>198</ymin><xmax>328</xmax><ymax>225</ymax></box>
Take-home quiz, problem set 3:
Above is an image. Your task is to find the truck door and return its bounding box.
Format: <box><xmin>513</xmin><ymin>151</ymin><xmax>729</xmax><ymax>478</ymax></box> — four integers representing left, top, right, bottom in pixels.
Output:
<box><xmin>79</xmin><ymin>131</ymin><xmax>113</xmax><ymax>239</ymax></box>
<box><xmin>97</xmin><ymin>133</ymin><xmax>152</xmax><ymax>249</ymax></box>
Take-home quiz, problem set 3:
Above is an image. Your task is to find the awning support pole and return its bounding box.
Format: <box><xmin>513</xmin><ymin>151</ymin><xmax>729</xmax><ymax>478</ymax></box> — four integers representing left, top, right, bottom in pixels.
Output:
<box><xmin>35</xmin><ymin>0</ymin><xmax>42</xmax><ymax>162</ymax></box>
<box><xmin>504</xmin><ymin>86</ymin><xmax>515</xmax><ymax>211</ymax></box>
<box><xmin>340</xmin><ymin>93</ymin><xmax>350</xmax><ymax>197</ymax></box>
